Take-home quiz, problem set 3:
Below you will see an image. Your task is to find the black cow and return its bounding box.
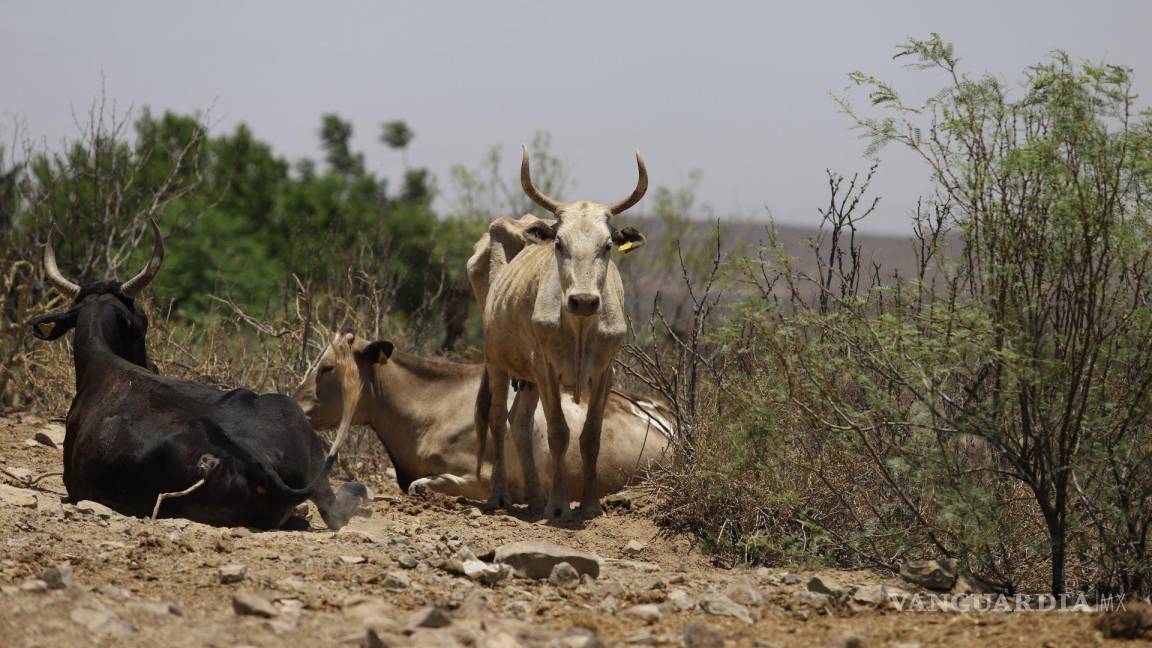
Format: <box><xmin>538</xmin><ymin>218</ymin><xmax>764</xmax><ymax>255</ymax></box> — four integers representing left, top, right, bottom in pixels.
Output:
<box><xmin>29</xmin><ymin>220</ymin><xmax>365</xmax><ymax>529</ymax></box>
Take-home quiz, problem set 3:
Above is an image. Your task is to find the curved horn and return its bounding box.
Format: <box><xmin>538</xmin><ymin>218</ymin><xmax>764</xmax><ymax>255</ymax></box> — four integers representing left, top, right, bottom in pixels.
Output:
<box><xmin>520</xmin><ymin>145</ymin><xmax>560</xmax><ymax>214</ymax></box>
<box><xmin>120</xmin><ymin>218</ymin><xmax>165</xmax><ymax>299</ymax></box>
<box><xmin>608</xmin><ymin>150</ymin><xmax>648</xmax><ymax>215</ymax></box>
<box><xmin>44</xmin><ymin>228</ymin><xmax>81</xmax><ymax>299</ymax></box>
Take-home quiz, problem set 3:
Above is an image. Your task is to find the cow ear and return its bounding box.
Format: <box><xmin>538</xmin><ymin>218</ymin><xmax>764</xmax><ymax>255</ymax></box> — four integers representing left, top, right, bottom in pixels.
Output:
<box><xmin>612</xmin><ymin>226</ymin><xmax>647</xmax><ymax>253</ymax></box>
<box><xmin>29</xmin><ymin>309</ymin><xmax>78</xmax><ymax>341</ymax></box>
<box><xmin>523</xmin><ymin>220</ymin><xmax>557</xmax><ymax>244</ymax></box>
<box><xmin>357</xmin><ymin>340</ymin><xmax>395</xmax><ymax>365</ymax></box>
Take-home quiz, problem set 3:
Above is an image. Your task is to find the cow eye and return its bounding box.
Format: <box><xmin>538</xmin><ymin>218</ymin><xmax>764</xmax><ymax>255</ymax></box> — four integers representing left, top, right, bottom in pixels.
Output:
<box><xmin>555</xmin><ymin>239</ymin><xmax>565</xmax><ymax>252</ymax></box>
<box><xmin>319</xmin><ymin>365</ymin><xmax>335</xmax><ymax>375</ymax></box>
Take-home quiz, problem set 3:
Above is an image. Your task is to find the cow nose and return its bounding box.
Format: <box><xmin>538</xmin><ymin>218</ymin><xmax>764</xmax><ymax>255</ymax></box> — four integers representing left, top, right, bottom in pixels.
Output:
<box><xmin>566</xmin><ymin>293</ymin><xmax>601</xmax><ymax>316</ymax></box>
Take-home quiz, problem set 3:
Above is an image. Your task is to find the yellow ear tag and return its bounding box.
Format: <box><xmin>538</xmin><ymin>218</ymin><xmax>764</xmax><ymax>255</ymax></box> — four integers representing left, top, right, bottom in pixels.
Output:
<box><xmin>378</xmin><ymin>350</ymin><xmax>389</xmax><ymax>365</ymax></box>
<box><xmin>618</xmin><ymin>242</ymin><xmax>635</xmax><ymax>253</ymax></box>
<box><xmin>38</xmin><ymin>321</ymin><xmax>56</xmax><ymax>336</ymax></box>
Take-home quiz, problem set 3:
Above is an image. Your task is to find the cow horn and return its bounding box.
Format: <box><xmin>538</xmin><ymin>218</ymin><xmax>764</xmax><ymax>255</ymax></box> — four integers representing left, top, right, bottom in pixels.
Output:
<box><xmin>521</xmin><ymin>145</ymin><xmax>560</xmax><ymax>214</ymax></box>
<box><xmin>44</xmin><ymin>227</ymin><xmax>81</xmax><ymax>299</ymax></box>
<box><xmin>608</xmin><ymin>150</ymin><xmax>648</xmax><ymax>215</ymax></box>
<box><xmin>120</xmin><ymin>218</ymin><xmax>165</xmax><ymax>299</ymax></box>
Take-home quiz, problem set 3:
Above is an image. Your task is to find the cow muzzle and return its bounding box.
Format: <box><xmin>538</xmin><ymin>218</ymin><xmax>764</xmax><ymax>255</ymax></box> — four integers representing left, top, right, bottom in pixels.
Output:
<box><xmin>566</xmin><ymin>293</ymin><xmax>601</xmax><ymax>317</ymax></box>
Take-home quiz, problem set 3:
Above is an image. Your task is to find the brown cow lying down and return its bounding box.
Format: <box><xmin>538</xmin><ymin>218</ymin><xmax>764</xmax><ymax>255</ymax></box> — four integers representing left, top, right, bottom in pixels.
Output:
<box><xmin>293</xmin><ymin>333</ymin><xmax>673</xmax><ymax>503</ymax></box>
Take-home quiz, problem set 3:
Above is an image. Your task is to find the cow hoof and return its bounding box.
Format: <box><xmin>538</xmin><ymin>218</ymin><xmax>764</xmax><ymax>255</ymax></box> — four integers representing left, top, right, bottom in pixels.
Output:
<box><xmin>525</xmin><ymin>498</ymin><xmax>547</xmax><ymax>516</ymax></box>
<box><xmin>579</xmin><ymin>500</ymin><xmax>604</xmax><ymax>519</ymax></box>
<box><xmin>545</xmin><ymin>499</ymin><xmax>571</xmax><ymax>520</ymax></box>
<box><xmin>482</xmin><ymin>494</ymin><xmax>511</xmax><ymax>512</ymax></box>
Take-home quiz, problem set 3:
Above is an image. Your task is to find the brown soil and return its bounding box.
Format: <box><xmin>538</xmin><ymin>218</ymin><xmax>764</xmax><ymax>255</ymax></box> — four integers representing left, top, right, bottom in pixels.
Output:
<box><xmin>0</xmin><ymin>411</ymin><xmax>1137</xmax><ymax>647</ymax></box>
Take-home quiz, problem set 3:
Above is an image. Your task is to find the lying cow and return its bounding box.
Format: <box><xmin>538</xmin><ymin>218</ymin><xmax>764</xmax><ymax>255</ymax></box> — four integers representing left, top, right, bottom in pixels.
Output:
<box><xmin>30</xmin><ymin>220</ymin><xmax>365</xmax><ymax>529</ymax></box>
<box><xmin>292</xmin><ymin>332</ymin><xmax>673</xmax><ymax>502</ymax></box>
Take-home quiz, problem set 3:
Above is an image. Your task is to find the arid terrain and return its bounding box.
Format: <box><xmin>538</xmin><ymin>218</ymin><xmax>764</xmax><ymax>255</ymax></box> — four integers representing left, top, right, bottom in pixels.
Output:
<box><xmin>0</xmin><ymin>411</ymin><xmax>1139</xmax><ymax>647</ymax></box>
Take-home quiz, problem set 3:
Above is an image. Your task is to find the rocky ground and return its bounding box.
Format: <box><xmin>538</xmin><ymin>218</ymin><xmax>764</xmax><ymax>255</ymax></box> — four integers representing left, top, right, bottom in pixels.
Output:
<box><xmin>0</xmin><ymin>411</ymin><xmax>1145</xmax><ymax>647</ymax></box>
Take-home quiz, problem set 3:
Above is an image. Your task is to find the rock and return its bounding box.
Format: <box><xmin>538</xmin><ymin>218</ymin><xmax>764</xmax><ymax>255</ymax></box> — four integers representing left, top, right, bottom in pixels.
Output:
<box><xmin>20</xmin><ymin>578</ymin><xmax>48</xmax><ymax>593</ymax></box>
<box><xmin>407</xmin><ymin>606</ymin><xmax>452</xmax><ymax>630</ymax></box>
<box><xmin>825</xmin><ymin>637</ymin><xmax>866</xmax><ymax>648</ymax></box>
<box><xmin>899</xmin><ymin>560</ymin><xmax>956</xmax><ymax>592</ymax></box>
<box><xmin>75</xmin><ymin>499</ymin><xmax>118</xmax><ymax>519</ymax></box>
<box><xmin>605</xmin><ymin>492</ymin><xmax>633</xmax><ymax>510</ymax></box>
<box><xmin>365</xmin><ymin>627</ymin><xmax>408</xmax><ymax>648</ymax></box>
<box><xmin>0</xmin><ymin>484</ymin><xmax>37</xmax><ymax>508</ymax></box>
<box><xmin>683</xmin><ymin>622</ymin><xmax>725</xmax><ymax>648</ymax></box>
<box><xmin>794</xmin><ymin>591</ymin><xmax>830</xmax><ymax>609</ymax></box>
<box><xmin>1096</xmin><ymin>601</ymin><xmax>1152</xmax><ymax>640</ymax></box>
<box><xmin>807</xmin><ymin>574</ymin><xmax>846</xmax><ymax>597</ymax></box>
<box><xmin>781</xmin><ymin>573</ymin><xmax>801</xmax><ymax>585</ymax></box>
<box><xmin>380</xmin><ymin>571</ymin><xmax>410</xmax><ymax>591</ymax></box>
<box><xmin>340</xmin><ymin>555</ymin><xmax>367</xmax><ymax>565</ymax></box>
<box><xmin>70</xmin><ymin>607</ymin><xmax>132</xmax><ymax>636</ymax></box>
<box><xmin>232</xmin><ymin>591</ymin><xmax>278</xmax><ymax>618</ymax></box>
<box><xmin>2</xmin><ymin>466</ymin><xmax>32</xmax><ymax>482</ymax></box>
<box><xmin>548</xmin><ymin>562</ymin><xmax>580</xmax><ymax>589</ymax></box>
<box><xmin>33</xmin><ymin>423</ymin><xmax>66</xmax><ymax>448</ymax></box>
<box><xmin>219</xmin><ymin>563</ymin><xmax>247</xmax><ymax>584</ymax></box>
<box><xmin>488</xmin><ymin>541</ymin><xmax>601</xmax><ymax>580</ymax></box>
<box><xmin>598</xmin><ymin>596</ymin><xmax>619</xmax><ymax>614</ymax></box>
<box><xmin>698</xmin><ymin>593</ymin><xmax>753</xmax><ymax>624</ymax></box>
<box><xmin>623</xmin><ymin>540</ymin><xmax>647</xmax><ymax>557</ymax></box>
<box><xmin>726</xmin><ymin>580</ymin><xmax>763</xmax><ymax>606</ymax></box>
<box><xmin>850</xmin><ymin>584</ymin><xmax>888</xmax><ymax>606</ymax></box>
<box><xmin>624</xmin><ymin>604</ymin><xmax>661</xmax><ymax>624</ymax></box>
<box><xmin>39</xmin><ymin>563</ymin><xmax>75</xmax><ymax>590</ymax></box>
<box><xmin>668</xmin><ymin>589</ymin><xmax>695</xmax><ymax>612</ymax></box>
<box><xmin>463</xmin><ymin>560</ymin><xmax>511</xmax><ymax>586</ymax></box>
<box><xmin>397</xmin><ymin>553</ymin><xmax>418</xmax><ymax>569</ymax></box>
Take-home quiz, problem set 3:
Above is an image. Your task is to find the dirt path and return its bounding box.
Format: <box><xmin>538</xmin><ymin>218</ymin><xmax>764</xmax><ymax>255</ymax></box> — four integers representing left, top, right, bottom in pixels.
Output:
<box><xmin>0</xmin><ymin>411</ymin><xmax>1132</xmax><ymax>647</ymax></box>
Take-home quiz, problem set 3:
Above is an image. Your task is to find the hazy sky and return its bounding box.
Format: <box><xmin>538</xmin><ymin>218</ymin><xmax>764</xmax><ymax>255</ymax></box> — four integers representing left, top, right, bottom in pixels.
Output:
<box><xmin>3</xmin><ymin>1</ymin><xmax>1149</xmax><ymax>233</ymax></box>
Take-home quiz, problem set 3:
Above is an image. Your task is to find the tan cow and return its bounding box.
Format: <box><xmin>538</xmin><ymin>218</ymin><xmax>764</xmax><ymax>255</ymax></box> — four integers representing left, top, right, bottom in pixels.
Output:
<box><xmin>292</xmin><ymin>333</ymin><xmax>672</xmax><ymax>501</ymax></box>
<box><xmin>478</xmin><ymin>147</ymin><xmax>648</xmax><ymax>518</ymax></box>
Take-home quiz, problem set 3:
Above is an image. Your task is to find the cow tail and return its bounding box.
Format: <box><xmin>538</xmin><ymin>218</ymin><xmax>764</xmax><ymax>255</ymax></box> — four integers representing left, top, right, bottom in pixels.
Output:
<box><xmin>475</xmin><ymin>369</ymin><xmax>492</xmax><ymax>480</ymax></box>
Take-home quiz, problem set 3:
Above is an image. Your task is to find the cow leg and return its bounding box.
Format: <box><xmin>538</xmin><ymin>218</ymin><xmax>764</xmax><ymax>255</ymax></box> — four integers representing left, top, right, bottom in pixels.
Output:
<box><xmin>578</xmin><ymin>370</ymin><xmax>612</xmax><ymax>519</ymax></box>
<box><xmin>408</xmin><ymin>473</ymin><xmax>481</xmax><ymax>498</ymax></box>
<box><xmin>483</xmin><ymin>365</ymin><xmax>513</xmax><ymax>511</ymax></box>
<box><xmin>535</xmin><ymin>361</ymin><xmax>571</xmax><ymax>519</ymax></box>
<box><xmin>508</xmin><ymin>382</ymin><xmax>545</xmax><ymax>513</ymax></box>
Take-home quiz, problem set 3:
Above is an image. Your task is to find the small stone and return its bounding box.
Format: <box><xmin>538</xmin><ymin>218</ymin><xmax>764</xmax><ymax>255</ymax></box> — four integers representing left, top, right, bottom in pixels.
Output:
<box><xmin>380</xmin><ymin>571</ymin><xmax>410</xmax><ymax>591</ymax></box>
<box><xmin>39</xmin><ymin>563</ymin><xmax>75</xmax><ymax>590</ymax></box>
<box><xmin>488</xmin><ymin>541</ymin><xmax>601</xmax><ymax>579</ymax></box>
<box><xmin>232</xmin><ymin>591</ymin><xmax>278</xmax><ymax>618</ymax></box>
<box><xmin>70</xmin><ymin>607</ymin><xmax>130</xmax><ymax>636</ymax></box>
<box><xmin>782</xmin><ymin>573</ymin><xmax>801</xmax><ymax>585</ymax></box>
<box><xmin>623</xmin><ymin>540</ymin><xmax>647</xmax><ymax>557</ymax></box>
<box><xmin>698</xmin><ymin>593</ymin><xmax>753</xmax><ymax>624</ymax></box>
<box><xmin>0</xmin><ymin>484</ymin><xmax>37</xmax><ymax>508</ymax></box>
<box><xmin>726</xmin><ymin>580</ymin><xmax>763</xmax><ymax>606</ymax></box>
<box><xmin>340</xmin><ymin>555</ymin><xmax>367</xmax><ymax>565</ymax></box>
<box><xmin>807</xmin><ymin>574</ymin><xmax>846</xmax><ymax>597</ymax></box>
<box><xmin>397</xmin><ymin>553</ymin><xmax>418</xmax><ymax>569</ymax></box>
<box><xmin>20</xmin><ymin>579</ymin><xmax>48</xmax><ymax>593</ymax></box>
<box><xmin>75</xmin><ymin>499</ymin><xmax>119</xmax><ymax>518</ymax></box>
<box><xmin>127</xmin><ymin>601</ymin><xmax>176</xmax><ymax>616</ymax></box>
<box><xmin>794</xmin><ymin>591</ymin><xmax>830</xmax><ymax>609</ymax></box>
<box><xmin>899</xmin><ymin>559</ymin><xmax>957</xmax><ymax>592</ymax></box>
<box><xmin>598</xmin><ymin>596</ymin><xmax>619</xmax><ymax>614</ymax></box>
<box><xmin>407</xmin><ymin>606</ymin><xmax>452</xmax><ymax>630</ymax></box>
<box><xmin>851</xmin><ymin>584</ymin><xmax>887</xmax><ymax>606</ymax></box>
<box><xmin>683</xmin><ymin>621</ymin><xmax>725</xmax><ymax>648</ymax></box>
<box><xmin>230</xmin><ymin>527</ymin><xmax>251</xmax><ymax>538</ymax></box>
<box><xmin>668</xmin><ymin>589</ymin><xmax>695</xmax><ymax>612</ymax></box>
<box><xmin>549</xmin><ymin>562</ymin><xmax>580</xmax><ymax>589</ymax></box>
<box><xmin>624</xmin><ymin>604</ymin><xmax>662</xmax><ymax>624</ymax></box>
<box><xmin>219</xmin><ymin>564</ymin><xmax>247</xmax><ymax>584</ymax></box>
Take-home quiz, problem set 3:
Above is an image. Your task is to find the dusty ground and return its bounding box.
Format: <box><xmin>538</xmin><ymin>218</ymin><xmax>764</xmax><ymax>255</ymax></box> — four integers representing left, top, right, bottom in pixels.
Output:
<box><xmin>0</xmin><ymin>411</ymin><xmax>1140</xmax><ymax>647</ymax></box>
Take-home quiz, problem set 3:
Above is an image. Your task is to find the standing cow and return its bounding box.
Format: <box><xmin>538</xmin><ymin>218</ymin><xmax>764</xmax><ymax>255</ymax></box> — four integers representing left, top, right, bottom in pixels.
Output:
<box><xmin>478</xmin><ymin>147</ymin><xmax>647</xmax><ymax>519</ymax></box>
<box><xmin>29</xmin><ymin>220</ymin><xmax>365</xmax><ymax>529</ymax></box>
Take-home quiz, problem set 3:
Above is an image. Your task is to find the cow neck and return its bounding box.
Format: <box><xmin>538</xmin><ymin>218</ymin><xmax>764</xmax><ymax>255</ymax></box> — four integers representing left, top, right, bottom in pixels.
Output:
<box><xmin>72</xmin><ymin>307</ymin><xmax>139</xmax><ymax>392</ymax></box>
<box><xmin>365</xmin><ymin>352</ymin><xmax>479</xmax><ymax>457</ymax></box>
